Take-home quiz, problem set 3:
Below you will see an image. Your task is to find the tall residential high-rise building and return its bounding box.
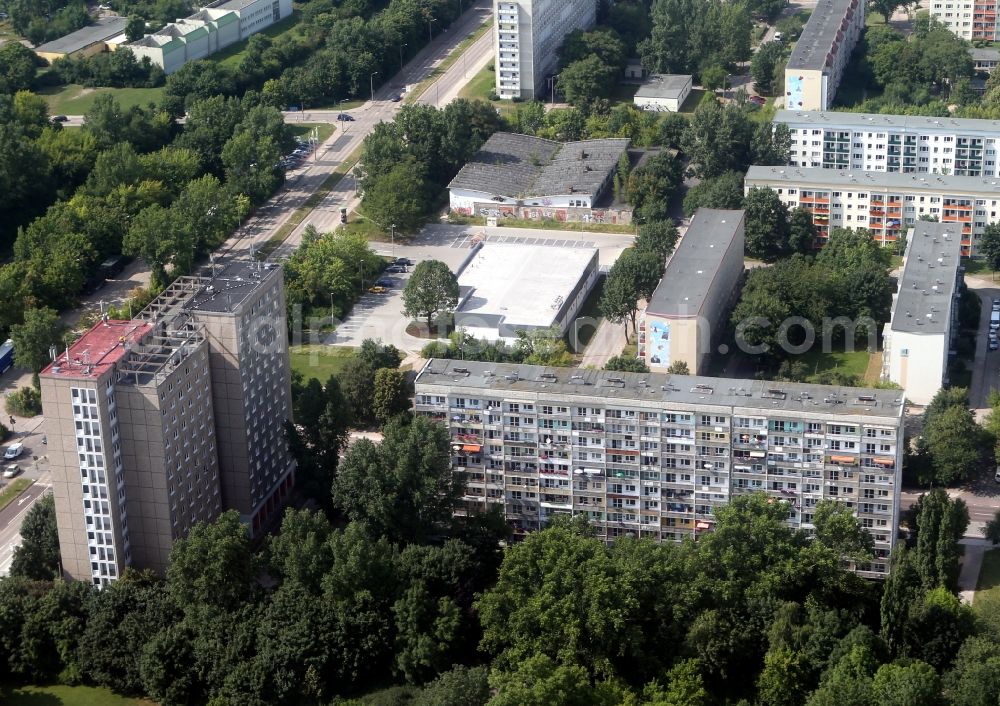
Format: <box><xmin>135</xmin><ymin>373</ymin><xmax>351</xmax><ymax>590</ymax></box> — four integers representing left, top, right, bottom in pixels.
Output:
<box><xmin>929</xmin><ymin>0</ymin><xmax>994</xmax><ymax>41</ymax></box>
<box><xmin>41</xmin><ymin>318</ymin><xmax>221</xmax><ymax>585</ymax></box>
<box><xmin>415</xmin><ymin>360</ymin><xmax>904</xmax><ymax>578</ymax></box>
<box><xmin>40</xmin><ymin>260</ymin><xmax>296</xmax><ymax>584</ymax></box>
<box><xmin>494</xmin><ymin>0</ymin><xmax>596</xmax><ymax>100</ymax></box>
<box><xmin>136</xmin><ymin>262</ymin><xmax>295</xmax><ymax>534</ymax></box>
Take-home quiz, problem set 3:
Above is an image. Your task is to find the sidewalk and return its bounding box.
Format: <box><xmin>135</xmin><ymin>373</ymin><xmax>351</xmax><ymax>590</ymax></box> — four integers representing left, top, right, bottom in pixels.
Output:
<box><xmin>959</xmin><ymin>536</ymin><xmax>994</xmax><ymax>604</ymax></box>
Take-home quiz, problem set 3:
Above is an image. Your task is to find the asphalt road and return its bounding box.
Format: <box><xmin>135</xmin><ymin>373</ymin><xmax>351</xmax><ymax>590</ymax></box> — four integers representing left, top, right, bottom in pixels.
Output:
<box><xmin>0</xmin><ymin>481</ymin><xmax>50</xmax><ymax>576</ymax></box>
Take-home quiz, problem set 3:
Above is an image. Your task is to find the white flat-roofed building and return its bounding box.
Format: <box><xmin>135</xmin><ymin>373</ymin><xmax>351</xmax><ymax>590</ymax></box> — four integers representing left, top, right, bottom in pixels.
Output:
<box><xmin>415</xmin><ymin>359</ymin><xmax>905</xmax><ymax>578</ymax></box>
<box><xmin>784</xmin><ymin>0</ymin><xmax>864</xmax><ymax>110</ymax></box>
<box><xmin>743</xmin><ymin>164</ymin><xmax>1000</xmax><ymax>255</ymax></box>
<box><xmin>633</xmin><ymin>74</ymin><xmax>692</xmax><ymax>112</ymax></box>
<box><xmin>125</xmin><ymin>0</ymin><xmax>290</xmax><ymax>73</ymax></box>
<box><xmin>972</xmin><ymin>46</ymin><xmax>1000</xmax><ymax>73</ymax></box>
<box><xmin>454</xmin><ymin>242</ymin><xmax>599</xmax><ymax>341</ymax></box>
<box><xmin>640</xmin><ymin>209</ymin><xmax>745</xmax><ymax>375</ymax></box>
<box><xmin>494</xmin><ymin>0</ymin><xmax>597</xmax><ymax>100</ymax></box>
<box><xmin>775</xmin><ymin>109</ymin><xmax>1000</xmax><ymax>177</ymax></box>
<box><xmin>882</xmin><ymin>222</ymin><xmax>964</xmax><ymax>405</ymax></box>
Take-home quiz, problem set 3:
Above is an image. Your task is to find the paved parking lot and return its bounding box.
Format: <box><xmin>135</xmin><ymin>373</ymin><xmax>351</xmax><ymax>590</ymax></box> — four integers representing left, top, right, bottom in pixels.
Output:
<box><xmin>326</xmin><ymin>224</ymin><xmax>635</xmax><ymax>352</ymax></box>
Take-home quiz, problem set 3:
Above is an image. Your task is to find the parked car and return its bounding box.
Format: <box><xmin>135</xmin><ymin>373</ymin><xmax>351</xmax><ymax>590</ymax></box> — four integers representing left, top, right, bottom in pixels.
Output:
<box><xmin>376</xmin><ymin>277</ymin><xmax>393</xmax><ymax>287</ymax></box>
<box><xmin>749</xmin><ymin>95</ymin><xmax>767</xmax><ymax>105</ymax></box>
<box><xmin>51</xmin><ymin>115</ymin><xmax>68</xmax><ymax>122</ymax></box>
<box><xmin>4</xmin><ymin>443</ymin><xmax>24</xmax><ymax>460</ymax></box>
<box><xmin>368</xmin><ymin>285</ymin><xmax>387</xmax><ymax>294</ymax></box>
<box><xmin>3</xmin><ymin>464</ymin><xmax>20</xmax><ymax>479</ymax></box>
<box><xmin>391</xmin><ymin>94</ymin><xmax>402</xmax><ymax>102</ymax></box>
<box><xmin>993</xmin><ymin>297</ymin><xmax>1000</xmax><ymax>310</ymax></box>
<box><xmin>337</xmin><ymin>113</ymin><xmax>355</xmax><ymax>121</ymax></box>
<box><xmin>990</xmin><ymin>334</ymin><xmax>999</xmax><ymax>351</ymax></box>
<box><xmin>394</xmin><ymin>257</ymin><xmax>413</xmax><ymax>266</ymax></box>
<box><xmin>386</xmin><ymin>264</ymin><xmax>408</xmax><ymax>273</ymax></box>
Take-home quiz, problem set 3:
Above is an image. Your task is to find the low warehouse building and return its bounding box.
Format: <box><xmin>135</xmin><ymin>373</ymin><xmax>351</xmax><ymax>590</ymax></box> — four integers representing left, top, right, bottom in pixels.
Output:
<box><xmin>640</xmin><ymin>209</ymin><xmax>745</xmax><ymax>375</ymax></box>
<box><xmin>881</xmin><ymin>221</ymin><xmax>963</xmax><ymax>405</ymax></box>
<box><xmin>454</xmin><ymin>242</ymin><xmax>599</xmax><ymax>342</ymax></box>
<box><xmin>448</xmin><ymin>132</ymin><xmax>632</xmax><ymax>224</ymax></box>
<box><xmin>633</xmin><ymin>74</ymin><xmax>692</xmax><ymax>112</ymax></box>
<box><xmin>34</xmin><ymin>16</ymin><xmax>128</xmax><ymax>62</ymax></box>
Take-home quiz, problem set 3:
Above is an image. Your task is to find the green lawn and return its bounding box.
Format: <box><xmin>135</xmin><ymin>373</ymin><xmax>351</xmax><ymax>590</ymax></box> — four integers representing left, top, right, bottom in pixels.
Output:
<box><xmin>458</xmin><ymin>63</ymin><xmax>496</xmax><ymax>102</ymax></box>
<box><xmin>786</xmin><ymin>347</ymin><xmax>874</xmax><ymax>381</ymax></box>
<box><xmin>0</xmin><ymin>684</ymin><xmax>153</xmax><ymax>706</ymax></box>
<box><xmin>288</xmin><ymin>122</ymin><xmax>335</xmax><ymax>144</ymax></box>
<box><xmin>37</xmin><ymin>85</ymin><xmax>165</xmax><ymax>115</ymax></box>
<box><xmin>289</xmin><ymin>345</ymin><xmax>357</xmax><ymax>382</ymax></box>
<box><xmin>212</xmin><ymin>12</ymin><xmax>301</xmax><ymax>68</ymax></box>
<box><xmin>975</xmin><ymin>548</ymin><xmax>1000</xmax><ymax>634</ymax></box>
<box><xmin>447</xmin><ymin>213</ymin><xmax>634</xmax><ymax>234</ymax></box>
<box><xmin>0</xmin><ymin>478</ymin><xmax>35</xmax><ymax>512</ymax></box>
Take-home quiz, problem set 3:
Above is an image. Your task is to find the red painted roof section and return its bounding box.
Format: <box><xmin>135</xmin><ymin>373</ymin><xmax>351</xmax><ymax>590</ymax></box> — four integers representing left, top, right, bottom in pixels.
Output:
<box><xmin>41</xmin><ymin>320</ymin><xmax>153</xmax><ymax>379</ymax></box>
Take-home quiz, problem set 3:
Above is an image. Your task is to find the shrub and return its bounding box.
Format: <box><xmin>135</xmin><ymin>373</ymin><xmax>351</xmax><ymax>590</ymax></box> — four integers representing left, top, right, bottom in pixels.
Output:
<box><xmin>6</xmin><ymin>387</ymin><xmax>42</xmax><ymax>417</ymax></box>
<box><xmin>0</xmin><ymin>422</ymin><xmax>8</xmax><ymax>442</ymax></box>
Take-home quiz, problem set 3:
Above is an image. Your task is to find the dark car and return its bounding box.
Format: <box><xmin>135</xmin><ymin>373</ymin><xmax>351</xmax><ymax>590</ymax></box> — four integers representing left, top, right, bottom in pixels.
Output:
<box><xmin>391</xmin><ymin>94</ymin><xmax>402</xmax><ymax>102</ymax></box>
<box><xmin>337</xmin><ymin>113</ymin><xmax>355</xmax><ymax>121</ymax></box>
<box><xmin>52</xmin><ymin>115</ymin><xmax>68</xmax><ymax>122</ymax></box>
<box><xmin>386</xmin><ymin>264</ymin><xmax>407</xmax><ymax>273</ymax></box>
<box><xmin>394</xmin><ymin>257</ymin><xmax>413</xmax><ymax>266</ymax></box>
<box><xmin>376</xmin><ymin>277</ymin><xmax>394</xmax><ymax>287</ymax></box>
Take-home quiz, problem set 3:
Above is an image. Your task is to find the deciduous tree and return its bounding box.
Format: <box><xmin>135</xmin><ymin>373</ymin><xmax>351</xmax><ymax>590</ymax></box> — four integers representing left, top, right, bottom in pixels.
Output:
<box><xmin>402</xmin><ymin>259</ymin><xmax>459</xmax><ymax>330</ymax></box>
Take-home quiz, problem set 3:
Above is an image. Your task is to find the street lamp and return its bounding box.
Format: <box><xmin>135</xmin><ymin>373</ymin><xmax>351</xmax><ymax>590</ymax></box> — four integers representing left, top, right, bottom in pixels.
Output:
<box><xmin>427</xmin><ymin>16</ymin><xmax>436</xmax><ymax>43</ymax></box>
<box><xmin>370</xmin><ymin>71</ymin><xmax>378</xmax><ymax>103</ymax></box>
<box><xmin>339</xmin><ymin>98</ymin><xmax>349</xmax><ymax>132</ymax></box>
<box><xmin>399</xmin><ymin>43</ymin><xmax>407</xmax><ymax>71</ymax></box>
<box><xmin>390</xmin><ymin>223</ymin><xmax>396</xmax><ymax>257</ymax></box>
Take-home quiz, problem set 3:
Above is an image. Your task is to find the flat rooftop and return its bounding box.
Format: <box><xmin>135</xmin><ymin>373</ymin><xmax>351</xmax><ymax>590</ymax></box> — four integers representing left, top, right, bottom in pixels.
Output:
<box><xmin>786</xmin><ymin>0</ymin><xmax>860</xmax><ymax>71</ymax></box>
<box><xmin>647</xmin><ymin>209</ymin><xmax>744</xmax><ymax>317</ymax></box>
<box><xmin>745</xmin><ymin>165</ymin><xmax>1000</xmax><ymax>195</ymax></box>
<box><xmin>456</xmin><ymin>243</ymin><xmax>597</xmax><ymax>329</ymax></box>
<box><xmin>41</xmin><ymin>320</ymin><xmax>153</xmax><ymax>380</ymax></box>
<box><xmin>448</xmin><ymin>133</ymin><xmax>629</xmax><ymax>200</ymax></box>
<box><xmin>184</xmin><ymin>261</ymin><xmax>279</xmax><ymax>314</ymax></box>
<box><xmin>635</xmin><ymin>74</ymin><xmax>691</xmax><ymax>99</ymax></box>
<box><xmin>416</xmin><ymin>359</ymin><xmax>904</xmax><ymax>419</ymax></box>
<box><xmin>971</xmin><ymin>47</ymin><xmax>1000</xmax><ymax>61</ymax></box>
<box><xmin>35</xmin><ymin>17</ymin><xmax>128</xmax><ymax>55</ymax></box>
<box><xmin>775</xmin><ymin>109</ymin><xmax>1000</xmax><ymax>136</ymax></box>
<box><xmin>891</xmin><ymin>222</ymin><xmax>963</xmax><ymax>335</ymax></box>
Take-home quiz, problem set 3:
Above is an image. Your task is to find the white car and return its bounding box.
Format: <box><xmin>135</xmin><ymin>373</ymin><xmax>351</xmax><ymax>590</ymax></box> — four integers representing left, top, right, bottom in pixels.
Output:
<box><xmin>3</xmin><ymin>464</ymin><xmax>20</xmax><ymax>479</ymax></box>
<box><xmin>3</xmin><ymin>442</ymin><xmax>23</xmax><ymax>460</ymax></box>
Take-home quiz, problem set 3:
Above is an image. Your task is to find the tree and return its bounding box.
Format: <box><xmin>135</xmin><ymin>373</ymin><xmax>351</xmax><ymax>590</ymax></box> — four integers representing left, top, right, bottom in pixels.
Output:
<box><xmin>904</xmin><ymin>587</ymin><xmax>976</xmax><ymax>671</ymax></box>
<box><xmin>812</xmin><ymin>500</ymin><xmax>874</xmax><ymax>561</ymax></box>
<box><xmin>166</xmin><ymin>510</ymin><xmax>258</xmax><ymax>611</ymax></box>
<box><xmin>921</xmin><ymin>404</ymin><xmax>983</xmax><ymax>485</ymax></box>
<box><xmin>788</xmin><ymin>206</ymin><xmax>818</xmax><ymax>254</ymax></box>
<box><xmin>880</xmin><ymin>547</ymin><xmax>921</xmax><ymax>654</ymax></box>
<box><xmin>10</xmin><ymin>307</ymin><xmax>64</xmax><ymax>383</ymax></box>
<box><xmin>361</xmin><ymin>155</ymin><xmax>431</xmax><ymax>234</ymax></box>
<box><xmin>634</xmin><ymin>220</ymin><xmax>679</xmax><ymax>267</ymax></box>
<box><xmin>701</xmin><ymin>65</ymin><xmax>726</xmax><ymax>92</ymax></box>
<box><xmin>626</xmin><ymin>152</ymin><xmax>683</xmax><ymax>221</ymax></box>
<box><xmin>558</xmin><ymin>55</ymin><xmax>618</xmax><ymax>110</ymax></box>
<box><xmin>600</xmin><ymin>248</ymin><xmax>662</xmax><ymax>336</ymax></box>
<box><xmin>287</xmin><ymin>373</ymin><xmax>352</xmax><ymax>508</ymax></box>
<box><xmin>871</xmin><ymin>661</ymin><xmax>940</xmax><ymax>706</ymax></box>
<box><xmin>402</xmin><ymin>259</ymin><xmax>460</xmax><ymax>330</ymax></box>
<box><xmin>333</xmin><ymin>415</ymin><xmax>462</xmax><ymax>544</ymax></box>
<box><xmin>911</xmin><ymin>488</ymin><xmax>969</xmax><ymax>591</ymax></box>
<box><xmin>984</xmin><ymin>508</ymin><xmax>1000</xmax><ymax>545</ymax></box>
<box><xmin>604</xmin><ymin>355</ymin><xmax>650</xmax><ymax>373</ymax></box>
<box><xmin>752</xmin><ymin>41</ymin><xmax>784</xmax><ymax>96</ymax></box>
<box><xmin>373</xmin><ymin>368</ymin><xmax>411</xmax><ymax>424</ymax></box>
<box><xmin>9</xmin><ymin>494</ymin><xmax>60</xmax><ymax>580</ymax></box>
<box><xmin>0</xmin><ymin>44</ymin><xmax>38</xmax><ymax>95</ymax></box>
<box><xmin>943</xmin><ymin>637</ymin><xmax>1000</xmax><ymax>706</ymax></box>
<box><xmin>743</xmin><ymin>187</ymin><xmax>791</xmax><ymax>260</ymax></box>
<box><xmin>682</xmin><ymin>171</ymin><xmax>745</xmax><ymax>216</ymax></box>
<box><xmin>980</xmin><ymin>223</ymin><xmax>1000</xmax><ymax>273</ymax></box>
<box><xmin>412</xmin><ymin>665</ymin><xmax>490</xmax><ymax>706</ymax></box>
<box><xmin>125</xmin><ymin>15</ymin><xmax>146</xmax><ymax>42</ymax></box>
<box><xmin>667</xmin><ymin>360</ymin><xmax>690</xmax><ymax>374</ymax></box>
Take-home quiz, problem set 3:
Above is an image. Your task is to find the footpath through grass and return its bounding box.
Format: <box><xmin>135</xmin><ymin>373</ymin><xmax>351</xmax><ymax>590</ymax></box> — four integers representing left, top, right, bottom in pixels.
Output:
<box><xmin>0</xmin><ymin>684</ymin><xmax>153</xmax><ymax>706</ymax></box>
<box><xmin>38</xmin><ymin>85</ymin><xmax>165</xmax><ymax>115</ymax></box>
<box><xmin>0</xmin><ymin>478</ymin><xmax>35</xmax><ymax>512</ymax></box>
